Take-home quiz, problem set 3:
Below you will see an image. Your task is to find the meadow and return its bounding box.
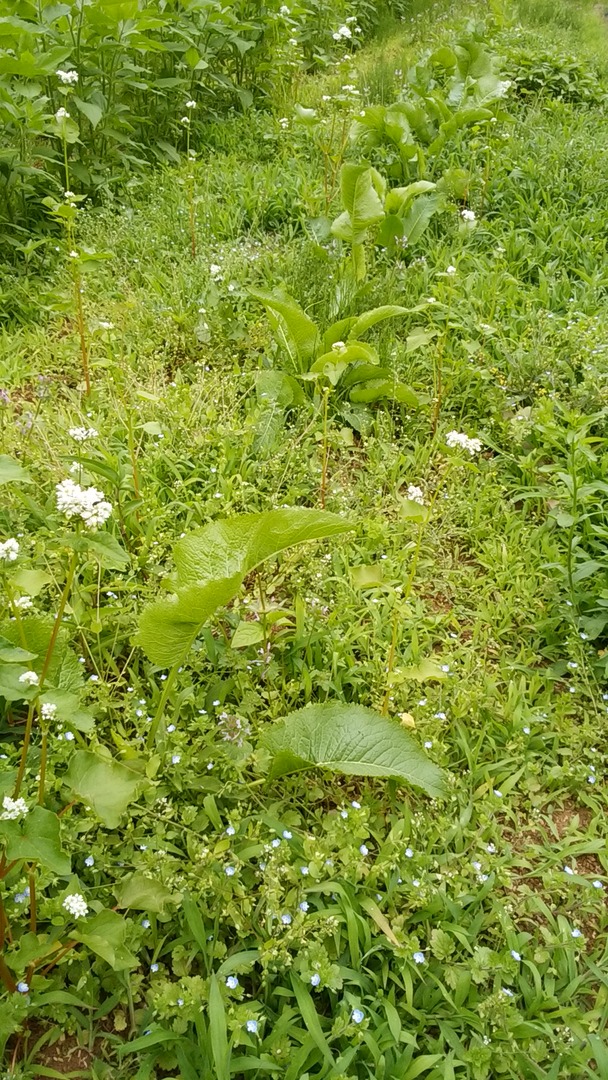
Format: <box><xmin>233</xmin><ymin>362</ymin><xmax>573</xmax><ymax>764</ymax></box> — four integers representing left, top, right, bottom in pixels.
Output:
<box><xmin>1</xmin><ymin>0</ymin><xmax>608</xmax><ymax>1076</ymax></box>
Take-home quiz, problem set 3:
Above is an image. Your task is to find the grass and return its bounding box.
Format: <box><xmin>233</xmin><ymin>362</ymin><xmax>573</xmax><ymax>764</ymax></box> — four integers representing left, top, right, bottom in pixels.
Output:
<box><xmin>1</xmin><ymin>0</ymin><xmax>608</xmax><ymax>1077</ymax></box>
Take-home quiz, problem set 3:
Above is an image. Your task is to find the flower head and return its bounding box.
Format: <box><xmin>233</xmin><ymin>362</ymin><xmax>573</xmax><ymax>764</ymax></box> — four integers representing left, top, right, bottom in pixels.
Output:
<box><xmin>461</xmin><ymin>208</ymin><xmax>476</xmax><ymax>222</ymax></box>
<box><xmin>185</xmin><ymin>99</ymin><xmax>196</xmax><ymax>108</ymax></box>
<box><xmin>246</xmin><ymin>1019</ymin><xmax>258</xmax><ymax>1033</ymax></box>
<box><xmin>1</xmin><ymin>796</ymin><xmax>29</xmax><ymax>821</ymax></box>
<box><xmin>69</xmin><ymin>426</ymin><xmax>98</xmax><ymax>442</ymax></box>
<box><xmin>351</xmin><ymin>1007</ymin><xmax>364</xmax><ymax>1023</ymax></box>
<box><xmin>226</xmin><ymin>976</ymin><xmax>239</xmax><ymax>989</ymax></box>
<box><xmin>56</xmin><ymin>69</ymin><xmax>78</xmax><ymax>85</ymax></box>
<box><xmin>14</xmin><ymin>596</ymin><xmax>32</xmax><ymax>611</ymax></box>
<box><xmin>0</xmin><ymin>538</ymin><xmax>19</xmax><ymax>562</ymax></box>
<box><xmin>406</xmin><ymin>484</ymin><xmax>424</xmax><ymax>505</ymax></box>
<box><xmin>310</xmin><ymin>973</ymin><xmax>321</xmax><ymax>986</ymax></box>
<box><xmin>55</xmin><ymin>107</ymin><xmax>70</xmax><ymax>122</ymax></box>
<box><xmin>62</xmin><ymin>893</ymin><xmax>88</xmax><ymax>918</ymax></box>
<box><xmin>56</xmin><ymin>479</ymin><xmax>112</xmax><ymax>529</ymax></box>
<box><xmin>16</xmin><ymin>981</ymin><xmax>29</xmax><ymax>994</ymax></box>
<box><xmin>445</xmin><ymin>431</ymin><xmax>482</xmax><ymax>456</ymax></box>
<box><xmin>19</xmin><ymin>671</ymin><xmax>39</xmax><ymax>687</ymax></box>
<box><xmin>413</xmin><ymin>951</ymin><xmax>426</xmax><ymax>964</ymax></box>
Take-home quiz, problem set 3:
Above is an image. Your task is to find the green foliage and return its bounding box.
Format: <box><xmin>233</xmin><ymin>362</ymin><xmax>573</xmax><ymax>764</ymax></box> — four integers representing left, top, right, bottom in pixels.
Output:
<box><xmin>263</xmin><ymin>701</ymin><xmax>445</xmax><ymax>796</ymax></box>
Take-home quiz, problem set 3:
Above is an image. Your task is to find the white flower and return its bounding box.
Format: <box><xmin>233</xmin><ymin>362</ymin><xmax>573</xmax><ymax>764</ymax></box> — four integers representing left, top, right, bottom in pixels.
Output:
<box><xmin>331</xmin><ymin>340</ymin><xmax>347</xmax><ymax>353</ymax></box>
<box><xmin>334</xmin><ymin>24</ymin><xmax>352</xmax><ymax>38</ymax></box>
<box><xmin>0</xmin><ymin>538</ymin><xmax>19</xmax><ymax>562</ymax></box>
<box><xmin>55</xmin><ymin>107</ymin><xmax>70</xmax><ymax>122</ymax></box>
<box><xmin>14</xmin><ymin>596</ymin><xmax>32</xmax><ymax>611</ymax></box>
<box><xmin>41</xmin><ymin>702</ymin><xmax>57</xmax><ymax>721</ymax></box>
<box><xmin>1</xmin><ymin>796</ymin><xmax>29</xmax><ymax>821</ymax></box>
<box><xmin>56</xmin><ymin>69</ymin><xmax>78</xmax><ymax>85</ymax></box>
<box><xmin>98</xmin><ymin>320</ymin><xmax>114</xmax><ymax>330</ymax></box>
<box><xmin>69</xmin><ymin>250</ymin><xmax>78</xmax><ymax>258</ymax></box>
<box><xmin>446</xmin><ymin>265</ymin><xmax>457</xmax><ymax>274</ymax></box>
<box><xmin>461</xmin><ymin>208</ymin><xmax>476</xmax><ymax>222</ymax></box>
<box><xmin>55</xmin><ymin>478</ymin><xmax>112</xmax><ymax>529</ymax></box>
<box><xmin>445</xmin><ymin>431</ymin><xmax>482</xmax><ymax>456</ymax></box>
<box><xmin>69</xmin><ymin>426</ymin><xmax>98</xmax><ymax>442</ymax></box>
<box><xmin>278</xmin><ymin>117</ymin><xmax>289</xmax><ymax>129</ymax></box>
<box><xmin>19</xmin><ymin>671</ymin><xmax>39</xmax><ymax>687</ymax></box>
<box><xmin>185</xmin><ymin>99</ymin><xmax>196</xmax><ymax>108</ymax></box>
<box><xmin>280</xmin><ymin>4</ymin><xmax>290</xmax><ymax>12</ymax></box>
<box><xmin>62</xmin><ymin>893</ymin><xmax>88</xmax><ymax>918</ymax></box>
<box><xmin>210</xmin><ymin>263</ymin><xmax>222</xmax><ymax>278</ymax></box>
<box><xmin>180</xmin><ymin>115</ymin><xmax>190</xmax><ymax>125</ymax></box>
<box><xmin>64</xmin><ymin>190</ymin><xmax>75</xmax><ymax>199</ymax></box>
<box><xmin>406</xmin><ymin>484</ymin><xmax>424</xmax><ymax>505</ymax></box>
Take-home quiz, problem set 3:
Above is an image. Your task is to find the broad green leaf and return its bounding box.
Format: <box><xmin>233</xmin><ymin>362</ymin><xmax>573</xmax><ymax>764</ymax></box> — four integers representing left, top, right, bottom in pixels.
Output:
<box><xmin>64</xmin><ymin>750</ymin><xmax>148</xmax><ymax>828</ymax></box>
<box><xmin>256</xmin><ymin>370</ymin><xmax>305</xmax><ymax>408</ymax></box>
<box><xmin>290</xmin><ymin>974</ymin><xmax>334</xmax><ymax>1066</ymax></box>
<box><xmin>71</xmin><ymin>910</ymin><xmax>137</xmax><ymax>970</ymax></box>
<box><xmin>350</xmin><ymin>380</ymin><xmax>419</xmax><ymax>406</ymax></box>
<box><xmin>263</xmin><ymin>702</ymin><xmax>445</xmax><ymax>797</ymax></box>
<box><xmin>73</xmin><ymin>96</ymin><xmax>103</xmax><ymax>128</ymax></box>
<box><xmin>351</xmin><ymin>564</ymin><xmax>384</xmax><ymax>588</ymax></box>
<box><xmin>331</xmin><ymin>163</ymin><xmax>385</xmax><ymax>245</ymax></box>
<box><xmin>231</xmin><ymin>621</ymin><xmax>265</xmax><ymax>648</ymax></box>
<box><xmin>136</xmin><ymin>576</ymin><xmax>241</xmax><ymax>666</ymax></box>
<box><xmin>0</xmin><ymin>806</ymin><xmax>70</xmax><ymax>875</ymax></box>
<box><xmin>400</xmin><ymin>659</ymin><xmax>449</xmax><ymax>682</ymax></box>
<box><xmin>65</xmin><ymin>531</ymin><xmax>129</xmax><ymax>570</ymax></box>
<box><xmin>115</xmin><ymin>872</ymin><xmax>178</xmax><ymax>913</ymax></box>
<box><xmin>401</xmin><ymin>193</ymin><xmax>443</xmax><ymax>247</ymax></box>
<box><xmin>384</xmin><ymin>181</ymin><xmax>436</xmax><ymax>215</ymax></box>
<box><xmin>250</xmin><ymin>288</ymin><xmax>319</xmax><ymax>370</ymax></box>
<box><xmin>406</xmin><ymin>328</ymin><xmax>439</xmax><ymax>353</ymax></box>
<box><xmin>0</xmin><ymin>455</ymin><xmax>32</xmax><ymax>485</ymax></box>
<box><xmin>347</xmin><ymin>305</ymin><xmax>411</xmax><ymax>341</ymax></box>
<box><xmin>310</xmin><ymin>342</ymin><xmax>379</xmax><ymax>375</ymax></box>
<box><xmin>10</xmin><ymin>568</ymin><xmax>52</xmax><ymax>596</ymax></box>
<box><xmin>293</xmin><ymin>103</ymin><xmax>318</xmax><ymax>127</ymax></box>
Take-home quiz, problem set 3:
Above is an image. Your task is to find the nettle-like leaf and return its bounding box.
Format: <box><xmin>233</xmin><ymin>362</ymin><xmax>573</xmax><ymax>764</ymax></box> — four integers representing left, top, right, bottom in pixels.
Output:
<box><xmin>71</xmin><ymin>910</ymin><xmax>137</xmax><ymax>971</ymax></box>
<box><xmin>0</xmin><ymin>806</ymin><xmax>70</xmax><ymax>875</ymax></box>
<box><xmin>64</xmin><ymin>750</ymin><xmax>149</xmax><ymax>828</ymax></box>
<box><xmin>263</xmin><ymin>702</ymin><xmax>445</xmax><ymax>798</ymax></box>
<box><xmin>136</xmin><ymin>509</ymin><xmax>354</xmax><ymax>666</ymax></box>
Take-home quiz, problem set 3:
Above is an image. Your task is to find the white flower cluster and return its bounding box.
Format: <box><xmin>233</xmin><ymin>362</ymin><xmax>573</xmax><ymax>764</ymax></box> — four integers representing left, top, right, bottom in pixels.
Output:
<box><xmin>55</xmin><ymin>107</ymin><xmax>70</xmax><ymax>122</ymax></box>
<box><xmin>333</xmin><ymin>24</ymin><xmax>352</xmax><ymax>40</ymax></box>
<box><xmin>1</xmin><ymin>795</ymin><xmax>29</xmax><ymax>821</ymax></box>
<box><xmin>446</xmin><ymin>431</ymin><xmax>482</xmax><ymax>456</ymax></box>
<box><xmin>63</xmin><ymin>893</ymin><xmax>89</xmax><ymax>918</ymax></box>
<box><xmin>69</xmin><ymin>426</ymin><xmax>98</xmax><ymax>442</ymax></box>
<box><xmin>56</xmin><ymin>69</ymin><xmax>78</xmax><ymax>85</ymax></box>
<box><xmin>19</xmin><ymin>670</ymin><xmax>39</xmax><ymax>686</ymax></box>
<box><xmin>14</xmin><ymin>596</ymin><xmax>32</xmax><ymax>611</ymax></box>
<box><xmin>0</xmin><ymin>538</ymin><xmax>19</xmax><ymax>561</ymax></box>
<box><xmin>56</xmin><ymin>479</ymin><xmax>112</xmax><ymax>528</ymax></box>
<box><xmin>461</xmin><ymin>208</ymin><xmax>476</xmax><ymax>222</ymax></box>
<box><xmin>41</xmin><ymin>702</ymin><xmax>58</xmax><ymax>721</ymax></box>
<box><xmin>406</xmin><ymin>484</ymin><xmax>425</xmax><ymax>505</ymax></box>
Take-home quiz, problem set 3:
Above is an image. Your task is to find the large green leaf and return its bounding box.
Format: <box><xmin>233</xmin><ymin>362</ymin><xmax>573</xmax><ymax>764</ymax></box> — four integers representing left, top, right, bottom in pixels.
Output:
<box><xmin>263</xmin><ymin>702</ymin><xmax>445</xmax><ymax>798</ymax></box>
<box><xmin>347</xmin><ymin>305</ymin><xmax>411</xmax><ymax>341</ymax></box>
<box><xmin>64</xmin><ymin>751</ymin><xmax>148</xmax><ymax>828</ymax></box>
<box><xmin>115</xmin><ymin>872</ymin><xmax>178</xmax><ymax>913</ymax></box>
<box><xmin>137</xmin><ymin>510</ymin><xmax>353</xmax><ymax>666</ymax></box>
<box><xmin>0</xmin><ymin>454</ymin><xmax>32</xmax><ymax>485</ymax></box>
<box><xmin>331</xmin><ymin>163</ymin><xmax>385</xmax><ymax>245</ymax></box>
<box><xmin>71</xmin><ymin>910</ymin><xmax>137</xmax><ymax>970</ymax></box>
<box><xmin>400</xmin><ymin>193</ymin><xmax>443</xmax><ymax>247</ymax></box>
<box><xmin>0</xmin><ymin>806</ymin><xmax>70</xmax><ymax>875</ymax></box>
<box><xmin>250</xmin><ymin>288</ymin><xmax>319</xmax><ymax>370</ymax></box>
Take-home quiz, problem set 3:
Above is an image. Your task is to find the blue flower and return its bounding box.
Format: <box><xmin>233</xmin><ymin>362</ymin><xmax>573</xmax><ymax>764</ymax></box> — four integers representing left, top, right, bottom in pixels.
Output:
<box><xmin>351</xmin><ymin>800</ymin><xmax>361</xmax><ymax>809</ymax></box>
<box><xmin>413</xmin><ymin>951</ymin><xmax>425</xmax><ymax>965</ymax></box>
<box><xmin>493</xmin><ymin>789</ymin><xmax>503</xmax><ymax>798</ymax></box>
<box><xmin>16</xmin><ymin>981</ymin><xmax>29</xmax><ymax>994</ymax></box>
<box><xmin>177</xmin><ymin>997</ymin><xmax>184</xmax><ymax>1006</ymax></box>
<box><xmin>281</xmin><ymin>913</ymin><xmax>292</xmax><ymax>925</ymax></box>
<box><xmin>84</xmin><ymin>855</ymin><xmax>94</xmax><ymax>867</ymax></box>
<box><xmin>310</xmin><ymin>973</ymin><xmax>321</xmax><ymax>987</ymax></box>
<box><xmin>563</xmin><ymin>866</ymin><xmax>574</xmax><ymax>875</ymax></box>
<box><xmin>351</xmin><ymin>1008</ymin><xmax>365</xmax><ymax>1024</ymax></box>
<box><xmin>171</xmin><ymin>754</ymin><xmax>181</xmax><ymax>764</ymax></box>
<box><xmin>359</xmin><ymin>844</ymin><xmax>369</xmax><ymax>856</ymax></box>
<box><xmin>142</xmin><ymin>919</ymin><xmax>151</xmax><ymax>929</ymax></box>
<box><xmin>150</xmin><ymin>963</ymin><xmax>159</xmax><ymax>973</ymax></box>
<box><xmin>226</xmin><ymin>825</ymin><xmax>236</xmax><ymax>836</ymax></box>
<box><xmin>405</xmin><ymin>847</ymin><xmax>413</xmax><ymax>858</ymax></box>
<box><xmin>225</xmin><ymin>866</ymin><xmax>236</xmax><ymax>877</ymax></box>
<box><xmin>246</xmin><ymin>1019</ymin><xmax>258</xmax><ymax>1034</ymax></box>
<box><xmin>510</xmin><ymin>950</ymin><xmax>521</xmax><ymax>962</ymax></box>
<box><xmin>592</xmin><ymin>880</ymin><xmax>604</xmax><ymax>889</ymax></box>
<box><xmin>225</xmin><ymin>976</ymin><xmax>239</xmax><ymax>989</ymax></box>
<box><xmin>300</xmin><ymin>866</ymin><xmax>309</xmax><ymax>875</ymax></box>
<box><xmin>271</xmin><ymin>838</ymin><xmax>281</xmax><ymax>849</ymax></box>
<box><xmin>571</xmin><ymin>928</ymin><xmax>582</xmax><ymax>938</ymax></box>
<box><xmin>299</xmin><ymin>901</ymin><xmax>309</xmax><ymax>912</ymax></box>
<box><xmin>282</xmin><ymin>830</ymin><xmax>292</xmax><ymax>839</ymax></box>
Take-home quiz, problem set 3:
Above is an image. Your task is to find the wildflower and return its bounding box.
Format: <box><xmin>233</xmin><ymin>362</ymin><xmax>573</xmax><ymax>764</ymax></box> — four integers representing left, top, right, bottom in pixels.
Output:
<box><xmin>180</xmin><ymin>115</ymin><xmax>190</xmax><ymax>125</ymax></box>
<box><xmin>278</xmin><ymin>117</ymin><xmax>289</xmax><ymax>129</ymax></box>
<box><xmin>501</xmin><ymin>987</ymin><xmax>514</xmax><ymax>998</ymax></box>
<box><xmin>84</xmin><ymin>855</ymin><xmax>94</xmax><ymax>867</ymax></box>
<box><xmin>0</xmin><ymin>538</ymin><xmax>19</xmax><ymax>561</ymax></box>
<box><xmin>99</xmin><ymin>320</ymin><xmax>114</xmax><ymax>330</ymax></box>
<box><xmin>246</xmin><ymin>1019</ymin><xmax>258</xmax><ymax>1034</ymax></box>
<box><xmin>564</xmin><ymin>866</ymin><xmax>574</xmax><ymax>875</ymax></box>
<box><xmin>413</xmin><ymin>951</ymin><xmax>425</xmax><ymax>964</ymax></box>
<box><xmin>14</xmin><ymin>596</ymin><xmax>32</xmax><ymax>610</ymax></box>
<box><xmin>185</xmin><ymin>99</ymin><xmax>196</xmax><ymax>108</ymax></box>
<box><xmin>210</xmin><ymin>265</ymin><xmax>222</xmax><ymax>278</ymax></box>
<box><xmin>351</xmin><ymin>1008</ymin><xmax>364</xmax><ymax>1023</ymax></box>
<box><xmin>56</xmin><ymin>69</ymin><xmax>78</xmax><ymax>85</ymax></box>
<box><xmin>445</xmin><ymin>431</ymin><xmax>482</xmax><ymax>456</ymax></box>
<box><xmin>510</xmin><ymin>950</ymin><xmax>521</xmax><ymax>962</ymax></box>
<box><xmin>282</xmin><ymin>829</ymin><xmax>292</xmax><ymax>839</ymax></box>
<box><xmin>434</xmin><ymin>711</ymin><xmax>446</xmax><ymax>720</ymax></box>
<box><xmin>300</xmin><ymin>866</ymin><xmax>309</xmax><ymax>875</ymax></box>
<box><xmin>55</xmin><ymin>107</ymin><xmax>70</xmax><ymax>121</ymax></box>
<box><xmin>486</xmin><ymin>843</ymin><xmax>496</xmax><ymax>854</ymax></box>
<box><xmin>571</xmin><ymin>928</ymin><xmax>582</xmax><ymax>938</ymax></box>
<box><xmin>424</xmin><ymin>740</ymin><xmax>433</xmax><ymax>749</ymax></box>
<box><xmin>69</xmin><ymin>426</ymin><xmax>98</xmax><ymax>442</ymax></box>
<box><xmin>333</xmin><ymin>24</ymin><xmax>352</xmax><ymax>39</ymax></box>
<box><xmin>150</xmin><ymin>963</ymin><xmax>159</xmax><ymax>973</ymax></box>
<box><xmin>226</xmin><ymin>976</ymin><xmax>239</xmax><ymax>989</ymax></box>
<box><xmin>64</xmin><ymin>190</ymin><xmax>75</xmax><ymax>199</ymax></box>
<box><xmin>310</xmin><ymin>973</ymin><xmax>321</xmax><ymax>986</ymax></box>
<box><xmin>271</xmin><ymin>838</ymin><xmax>281</xmax><ymax>848</ymax></box>
<box><xmin>406</xmin><ymin>484</ymin><xmax>425</xmax><ymax>505</ymax></box>
<box><xmin>281</xmin><ymin>913</ymin><xmax>292</xmax><ymax>925</ymax></box>
<box><xmin>493</xmin><ymin>789</ymin><xmax>503</xmax><ymax>798</ymax></box>
<box><xmin>41</xmin><ymin>703</ymin><xmax>57</xmax><ymax>721</ymax></box>
<box><xmin>226</xmin><ymin>825</ymin><xmax>236</xmax><ymax>836</ymax></box>
<box><xmin>62</xmin><ymin>893</ymin><xmax>88</xmax><ymax>918</ymax></box>
<box><xmin>69</xmin><ymin>250</ymin><xmax>78</xmax><ymax>258</ymax></box>
<box><xmin>588</xmin><ymin>775</ymin><xmax>596</xmax><ymax>784</ymax></box>
<box><xmin>171</xmin><ymin>754</ymin><xmax>181</xmax><ymax>764</ymax></box>
<box><xmin>359</xmin><ymin>844</ymin><xmax>369</xmax><ymax>856</ymax></box>
<box><xmin>405</xmin><ymin>847</ymin><xmax>413</xmax><ymax>858</ymax></box>
<box><xmin>16</xmin><ymin>981</ymin><xmax>29</xmax><ymax>994</ymax></box>
<box><xmin>167</xmin><ymin>723</ymin><xmax>176</xmax><ymax>733</ymax></box>
<box><xmin>299</xmin><ymin>901</ymin><xmax>309</xmax><ymax>912</ymax></box>
<box><xmin>280</xmin><ymin>4</ymin><xmax>290</xmax><ymax>13</ymax></box>
<box><xmin>19</xmin><ymin>671</ymin><xmax>39</xmax><ymax>687</ymax></box>
<box><xmin>56</xmin><ymin>478</ymin><xmax>112</xmax><ymax>529</ymax></box>
<box><xmin>225</xmin><ymin>866</ymin><xmax>236</xmax><ymax>877</ymax></box>
<box><xmin>351</xmin><ymin>800</ymin><xmax>361</xmax><ymax>809</ymax></box>
<box><xmin>592</xmin><ymin>880</ymin><xmax>603</xmax><ymax>889</ymax></box>
<box><xmin>412</xmin><ymin>879</ymin><xmax>421</xmax><ymax>887</ymax></box>
<box><xmin>461</xmin><ymin>208</ymin><xmax>476</xmax><ymax>222</ymax></box>
<box><xmin>1</xmin><ymin>796</ymin><xmax>29</xmax><ymax>821</ymax></box>
<box><xmin>446</xmin><ymin>264</ymin><xmax>457</xmax><ymax>274</ymax></box>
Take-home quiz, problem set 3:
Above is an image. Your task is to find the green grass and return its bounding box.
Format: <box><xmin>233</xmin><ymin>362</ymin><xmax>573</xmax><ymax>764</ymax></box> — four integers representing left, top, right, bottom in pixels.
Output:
<box><xmin>1</xmin><ymin>0</ymin><xmax>608</xmax><ymax>1077</ymax></box>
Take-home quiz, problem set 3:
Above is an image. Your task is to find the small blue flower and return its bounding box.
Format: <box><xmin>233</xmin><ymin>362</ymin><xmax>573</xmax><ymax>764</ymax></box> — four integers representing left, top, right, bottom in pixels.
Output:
<box><xmin>351</xmin><ymin>801</ymin><xmax>361</xmax><ymax>809</ymax></box>
<box><xmin>412</xmin><ymin>878</ymin><xmax>421</xmax><ymax>887</ymax></box>
<box><xmin>226</xmin><ymin>825</ymin><xmax>236</xmax><ymax>836</ymax></box>
<box><xmin>588</xmin><ymin>776</ymin><xmax>596</xmax><ymax>784</ymax></box>
<box><xmin>359</xmin><ymin>844</ymin><xmax>369</xmax><ymax>856</ymax></box>
<box><xmin>501</xmin><ymin>987</ymin><xmax>514</xmax><ymax>998</ymax></box>
<box><xmin>142</xmin><ymin>919</ymin><xmax>151</xmax><ymax>929</ymax></box>
<box><xmin>299</xmin><ymin>901</ymin><xmax>309</xmax><ymax>912</ymax></box>
<box><xmin>493</xmin><ymin>789</ymin><xmax>503</xmax><ymax>798</ymax></box>
<box><xmin>167</xmin><ymin>723</ymin><xmax>176</xmax><ymax>732</ymax></box>
<box><xmin>271</xmin><ymin>838</ymin><xmax>281</xmax><ymax>849</ymax></box>
<box><xmin>225</xmin><ymin>866</ymin><xmax>236</xmax><ymax>877</ymax></box>
<box><xmin>351</xmin><ymin>1008</ymin><xmax>365</xmax><ymax>1024</ymax></box>
<box><xmin>246</xmin><ymin>1019</ymin><xmax>258</xmax><ymax>1034</ymax></box>
<box><xmin>281</xmin><ymin>913</ymin><xmax>292</xmax><ymax>925</ymax></box>
<box><xmin>84</xmin><ymin>855</ymin><xmax>94</xmax><ymax>867</ymax></box>
<box><xmin>310</xmin><ymin>973</ymin><xmax>321</xmax><ymax>987</ymax></box>
<box><xmin>225</xmin><ymin>976</ymin><xmax>239</xmax><ymax>989</ymax></box>
<box><xmin>564</xmin><ymin>866</ymin><xmax>574</xmax><ymax>876</ymax></box>
<box><xmin>16</xmin><ymin>981</ymin><xmax>29</xmax><ymax>994</ymax></box>
<box><xmin>300</xmin><ymin>866</ymin><xmax>309</xmax><ymax>875</ymax></box>
<box><xmin>413</xmin><ymin>951</ymin><xmax>425</xmax><ymax>965</ymax></box>
<box><xmin>340</xmin><ymin>810</ymin><xmax>348</xmax><ymax>819</ymax></box>
<box><xmin>259</xmin><ymin>860</ymin><xmax>266</xmax><ymax>871</ymax></box>
<box><xmin>177</xmin><ymin>997</ymin><xmax>184</xmax><ymax>1006</ymax></box>
<box><xmin>171</xmin><ymin>754</ymin><xmax>181</xmax><ymax>764</ymax></box>
<box><xmin>282</xmin><ymin>830</ymin><xmax>292</xmax><ymax>839</ymax></box>
<box><xmin>150</xmin><ymin>963</ymin><xmax>159</xmax><ymax>973</ymax></box>
<box><xmin>592</xmin><ymin>880</ymin><xmax>604</xmax><ymax>889</ymax></box>
<box><xmin>571</xmin><ymin>928</ymin><xmax>582</xmax><ymax>938</ymax></box>
<box><xmin>405</xmin><ymin>847</ymin><xmax>413</xmax><ymax>858</ymax></box>
<box><xmin>510</xmin><ymin>950</ymin><xmax>521</xmax><ymax>962</ymax></box>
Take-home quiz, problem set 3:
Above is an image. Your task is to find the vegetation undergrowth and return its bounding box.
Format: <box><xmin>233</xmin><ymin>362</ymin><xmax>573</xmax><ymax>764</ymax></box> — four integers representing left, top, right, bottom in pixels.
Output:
<box><xmin>1</xmin><ymin>0</ymin><xmax>608</xmax><ymax>1077</ymax></box>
